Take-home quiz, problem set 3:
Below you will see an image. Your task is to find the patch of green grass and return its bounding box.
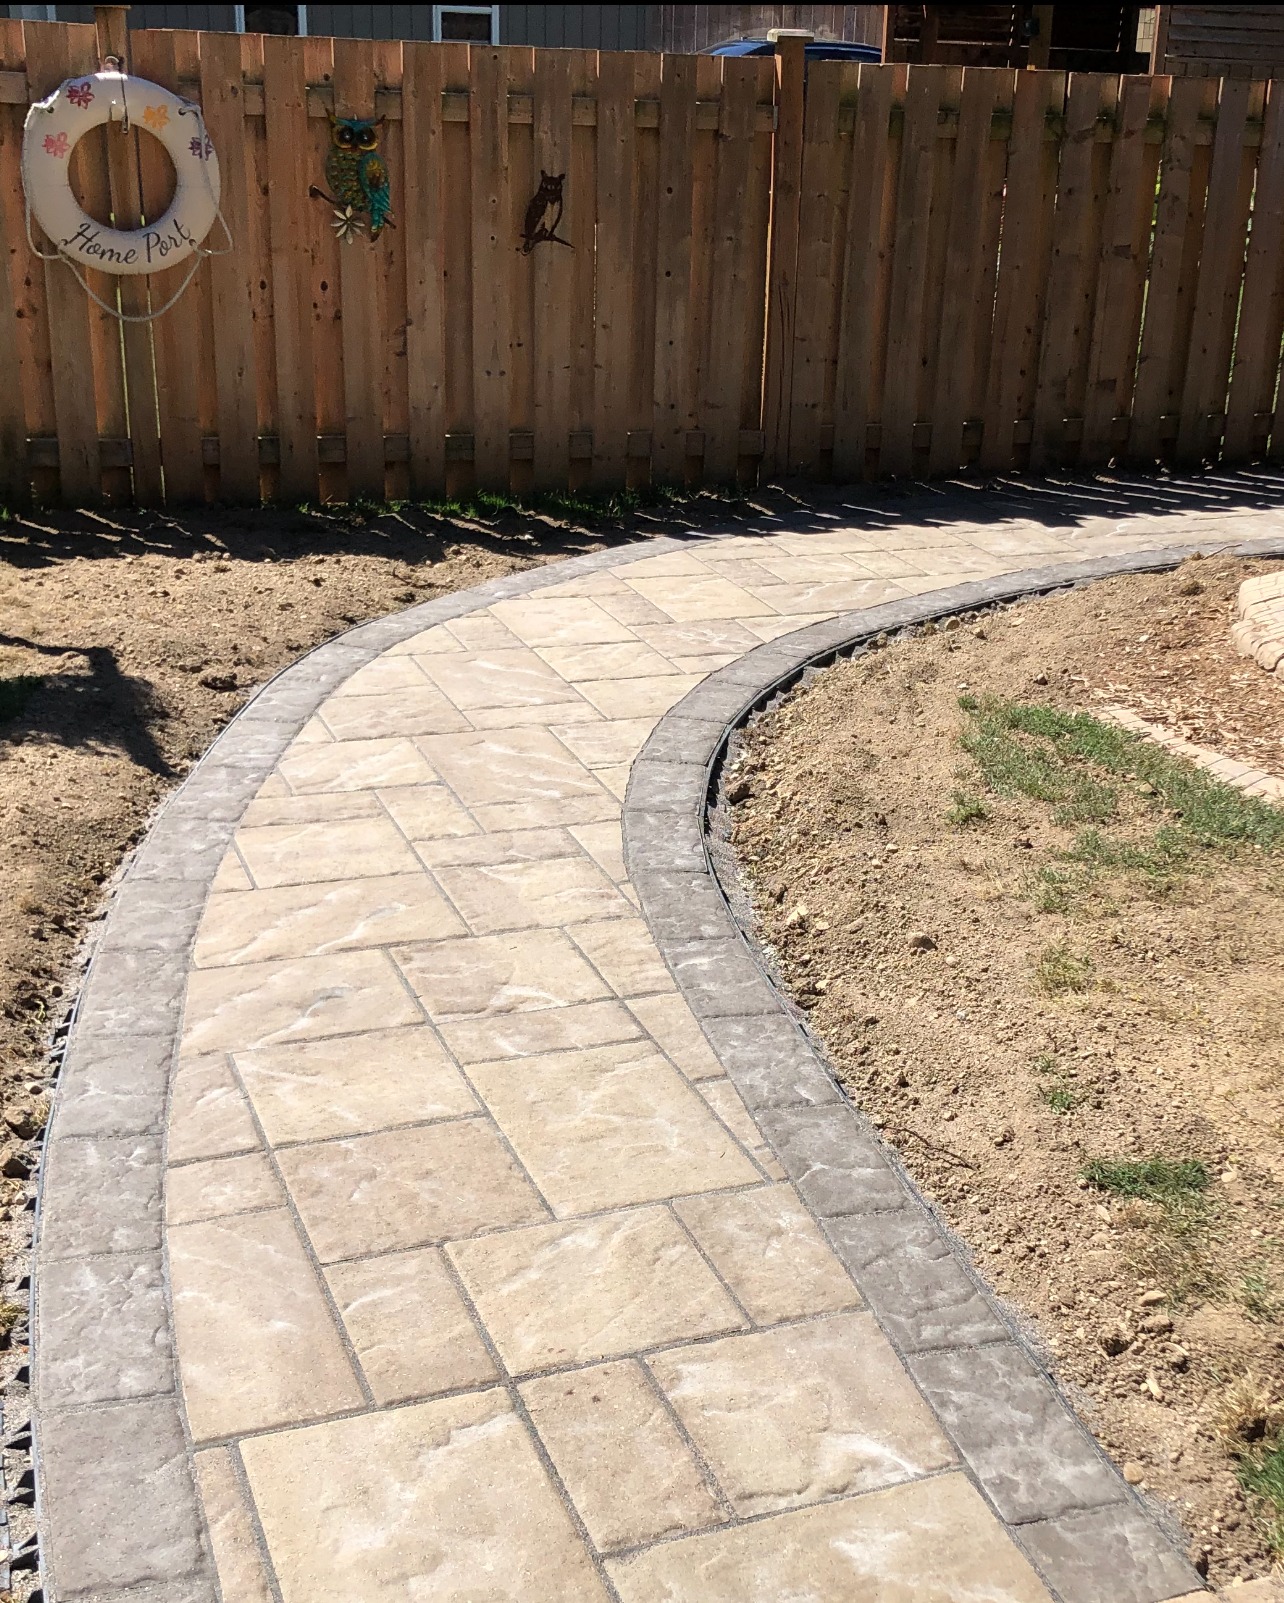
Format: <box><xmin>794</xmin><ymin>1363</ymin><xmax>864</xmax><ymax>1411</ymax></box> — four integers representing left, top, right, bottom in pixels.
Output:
<box><xmin>1082</xmin><ymin>1156</ymin><xmax>1210</xmax><ymax>1205</ymax></box>
<box><xmin>946</xmin><ymin>789</ymin><xmax>988</xmax><ymax>826</ymax></box>
<box><xmin>0</xmin><ymin>674</ymin><xmax>40</xmax><ymax>727</ymax></box>
<box><xmin>1238</xmin><ymin>1440</ymin><xmax>1284</xmax><ymax>1558</ymax></box>
<box><xmin>1238</xmin><ymin>1269</ymin><xmax>1284</xmax><ymax>1324</ymax></box>
<box><xmin>1034</xmin><ymin>941</ymin><xmax>1094</xmax><ymax>995</ymax></box>
<box><xmin>1032</xmin><ymin>1052</ymin><xmax>1081</xmax><ymax>1113</ymax></box>
<box><xmin>1042</xmin><ymin>1084</ymin><xmax>1080</xmax><ymax>1114</ymax></box>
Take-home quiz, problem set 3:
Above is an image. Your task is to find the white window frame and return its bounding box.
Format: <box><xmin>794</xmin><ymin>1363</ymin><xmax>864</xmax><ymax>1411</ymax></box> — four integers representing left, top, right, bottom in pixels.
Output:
<box><xmin>233</xmin><ymin>4</ymin><xmax>309</xmax><ymax>34</ymax></box>
<box><xmin>433</xmin><ymin>5</ymin><xmax>499</xmax><ymax>44</ymax></box>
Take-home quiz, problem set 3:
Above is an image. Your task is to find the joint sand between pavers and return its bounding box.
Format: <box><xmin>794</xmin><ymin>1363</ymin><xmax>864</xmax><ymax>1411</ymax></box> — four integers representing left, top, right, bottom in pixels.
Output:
<box><xmin>31</xmin><ymin>484</ymin><xmax>1284</xmax><ymax>1601</ymax></box>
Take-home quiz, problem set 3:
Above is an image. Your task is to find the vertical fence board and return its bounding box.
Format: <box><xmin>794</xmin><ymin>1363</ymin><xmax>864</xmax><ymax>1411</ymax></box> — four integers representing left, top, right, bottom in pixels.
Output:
<box><xmin>0</xmin><ymin>20</ymin><xmax>31</xmax><ymax>504</ymax></box>
<box><xmin>686</xmin><ymin>54</ymin><xmax>721</xmax><ymax>485</ymax></box>
<box><xmin>741</xmin><ymin>88</ymin><xmax>774</xmax><ymax>483</ymax></box>
<box><xmin>1128</xmin><ymin>76</ymin><xmax>1208</xmax><ymax>464</ymax></box>
<box><xmin>832</xmin><ymin>63</ymin><xmax>896</xmax><ymax>480</ymax></box>
<box><xmin>628</xmin><ymin>52</ymin><xmax>661</xmax><ymax>489</ymax></box>
<box><xmin>882</xmin><ymin>64</ymin><xmax>947</xmax><ymax>476</ymax></box>
<box><xmin>1225</xmin><ymin>78</ymin><xmax>1284</xmax><ymax>460</ymax></box>
<box><xmin>1029</xmin><ymin>74</ymin><xmax>1114</xmax><ymax>471</ymax></box>
<box><xmin>374</xmin><ymin>40</ymin><xmax>409</xmax><ymax>503</ymax></box>
<box><xmin>788</xmin><ymin>61</ymin><xmax>843</xmax><ymax>475</ymax></box>
<box><xmin>25</xmin><ymin>23</ymin><xmax>106</xmax><ymax>504</ymax></box>
<box><xmin>530</xmin><ymin>46</ymin><xmax>574</xmax><ymax>490</ymax></box>
<box><xmin>332</xmin><ymin>36</ymin><xmax>387</xmax><ymax>499</ymax></box>
<box><xmin>262</xmin><ymin>33</ymin><xmax>319</xmax><ymax>501</ymax></box>
<box><xmin>652</xmin><ymin>52</ymin><xmax>695</xmax><ymax>485</ymax></box>
<box><xmin>469</xmin><ymin>45</ymin><xmax>511</xmax><ymax>492</ymax></box>
<box><xmin>916</xmin><ymin>67</ymin><xmax>962</xmax><ymax>473</ymax></box>
<box><xmin>401</xmin><ymin>43</ymin><xmax>446</xmax><ymax>496</ymax></box>
<box><xmin>702</xmin><ymin>58</ymin><xmax>757</xmax><ymax>483</ymax></box>
<box><xmin>1177</xmin><ymin>77</ymin><xmax>1254</xmax><ymax>466</ymax></box>
<box><xmin>1081</xmin><ymin>75</ymin><xmax>1161</xmax><ymax>466</ymax></box>
<box><xmin>592</xmin><ymin>50</ymin><xmax>637</xmax><ymax>488</ymax></box>
<box><xmin>763</xmin><ymin>35</ymin><xmax>806</xmax><ymax>473</ymax></box>
<box><xmin>931</xmin><ymin>67</ymin><xmax>1002</xmax><ymax>474</ymax></box>
<box><xmin>437</xmin><ymin>42</ymin><xmax>472</xmax><ymax>498</ymax></box>
<box><xmin>566</xmin><ymin>49</ymin><xmax>597</xmax><ymax>493</ymax></box>
<box><xmin>301</xmin><ymin>36</ymin><xmax>343</xmax><ymax>501</ymax></box>
<box><xmin>981</xmin><ymin>70</ymin><xmax>1065</xmax><ymax>473</ymax></box>
<box><xmin>200</xmin><ymin>30</ymin><xmax>259</xmax><ymax>500</ymax></box>
<box><xmin>506</xmin><ymin>46</ymin><xmax>536</xmax><ymax>498</ymax></box>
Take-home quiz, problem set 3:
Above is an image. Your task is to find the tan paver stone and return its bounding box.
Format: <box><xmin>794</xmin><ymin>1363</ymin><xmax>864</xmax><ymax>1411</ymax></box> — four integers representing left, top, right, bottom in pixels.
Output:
<box><xmin>447</xmin><ymin>1206</ymin><xmax>746</xmax><ymax>1372</ymax></box>
<box><xmin>170</xmin><ymin>1208</ymin><xmax>363</xmax><ymax>1440</ymax></box>
<box><xmin>420</xmin><ymin>726</ymin><xmax>610</xmax><ymax>808</ymax></box>
<box><xmin>277</xmin><ymin>1118</ymin><xmax>547</xmax><ymax>1261</ymax></box>
<box><xmin>330</xmin><ymin>655</ymin><xmax>433</xmax><ymax>696</ymax></box>
<box><xmin>193</xmin><ymin>874</ymin><xmax>464</xmax><ymax>968</ymax></box>
<box><xmin>743</xmin><ymin>612</ymin><xmax>835</xmax><ymax>641</ymax></box>
<box><xmin>319</xmin><ymin>686</ymin><xmax>470</xmax><ymax>741</ymax></box>
<box><xmin>278</xmin><ymin>736</ymin><xmax>438</xmax><ymax>794</ymax></box>
<box><xmin>627</xmin><ymin>576</ymin><xmax>778</xmax><ymax>622</ymax></box>
<box><xmin>444</xmin><ymin>611</ymin><xmax>526</xmax><ymax>649</ymax></box>
<box><xmin>674</xmin><ymin>1186</ymin><xmax>861</xmax><ymax>1324</ymax></box>
<box><xmin>607</xmin><ymin>1473</ymin><xmax>1052</xmax><ymax>1602</ymax></box>
<box><xmin>324</xmin><ymin>1247</ymin><xmax>497</xmax><ymax>1404</ymax></box>
<box><xmin>633</xmin><ymin>620</ymin><xmax>766</xmax><ymax>658</ymax></box>
<box><xmin>168</xmin><ymin>1053</ymin><xmax>261</xmax><ymax>1163</ymax></box>
<box><xmin>417</xmin><ymin>647</ymin><xmax>585</xmax><ymax>709</ymax></box>
<box><xmin>568</xmin><ymin>818</ymin><xmax>626</xmax><ymax>881</ymax></box>
<box><xmin>166</xmin><ymin>1151</ymin><xmax>284</xmax><ymax>1225</ymax></box>
<box><xmin>535</xmin><ymin>640</ymin><xmax>681</xmax><ymax>681</ymax></box>
<box><xmin>182</xmin><ymin>949</ymin><xmax>422</xmax><ymax>1054</ymax></box>
<box><xmin>597</xmin><ymin>588</ymin><xmax>675</xmax><ymax>627</ymax></box>
<box><xmin>291</xmin><ymin>715</ymin><xmax>332</xmax><ymax>743</ymax></box>
<box><xmin>373</xmin><ymin>783</ymin><xmax>478</xmax><ymax>840</ymax></box>
<box><xmin>490</xmin><ymin>595</ymin><xmax>637</xmax><ymax>646</ymax></box>
<box><xmin>745</xmin><ymin>578</ymin><xmax>904</xmax><ymax>614</ymax></box>
<box><xmin>465</xmin><ymin>697</ymin><xmax>605</xmax><ymax>731</ymax></box>
<box><xmin>393</xmin><ymin>929</ymin><xmax>609</xmax><ymax>1017</ymax></box>
<box><xmin>233</xmin><ymin>816</ymin><xmax>424</xmax><ymax>887</ymax></box>
<box><xmin>596</xmin><ymin>764</ymin><xmax>633</xmax><ymax>800</ymax></box>
<box><xmin>474</xmin><ymin>791</ymin><xmax>619</xmax><ymax>831</ymax></box>
<box><xmin>575</xmin><ymin>673</ymin><xmax>704</xmax><ymax>721</ymax></box>
<box><xmin>622</xmin><ymin>552</ymin><xmax>717</xmax><ymax>579</ymax></box>
<box><xmin>649</xmin><ymin>1312</ymin><xmax>955</xmax><ymax>1517</ymax></box>
<box><xmin>241</xmin><ymin>1389</ymin><xmax>611</xmax><ymax>1602</ymax></box>
<box><xmin>551</xmin><ymin>717</ymin><xmax>653</xmax><ymax>769</ymax></box>
<box><xmin>620</xmin><ymin>879</ymin><xmax>640</xmax><ymax>907</ymax></box>
<box><xmin>567</xmin><ymin>919</ymin><xmax>674</xmax><ymax>997</ymax></box>
<box><xmin>439</xmin><ymin>998</ymin><xmax>642</xmax><ymax>1064</ymax></box>
<box><xmin>669</xmin><ymin>651</ymin><xmax>742</xmax><ymax>672</ymax></box>
<box><xmin>211</xmin><ymin>849</ymin><xmax>252</xmax><ymax>893</ymax></box>
<box><xmin>238</xmin><ymin>790</ymin><xmax>382</xmax><ymax>829</ymax></box>
<box><xmin>385</xmin><ymin>623</ymin><xmax>465</xmax><ymax>656</ymax></box>
<box><xmin>468</xmin><ymin>1040</ymin><xmax>761</xmax><ymax>1215</ymax></box>
<box><xmin>255</xmin><ymin>772</ymin><xmax>294</xmax><ymax>795</ymax></box>
<box><xmin>521</xmin><ymin>1359</ymin><xmax>726</xmax><ymax>1551</ymax></box>
<box><xmin>412</xmin><ymin>825</ymin><xmax>578</xmax><ymax>869</ymax></box>
<box><xmin>436</xmin><ymin>856</ymin><xmax>634</xmax><ymax>933</ymax></box>
<box><xmin>626</xmin><ymin>994</ymin><xmax>724</xmax><ymax>1080</ymax></box>
<box><xmin>193</xmin><ymin>1448</ymin><xmax>275</xmax><ymax>1603</ymax></box>
<box><xmin>235</xmin><ymin>1025</ymin><xmax>476</xmax><ymax>1145</ymax></box>
<box><xmin>696</xmin><ymin>1076</ymin><xmax>766</xmax><ymax>1152</ymax></box>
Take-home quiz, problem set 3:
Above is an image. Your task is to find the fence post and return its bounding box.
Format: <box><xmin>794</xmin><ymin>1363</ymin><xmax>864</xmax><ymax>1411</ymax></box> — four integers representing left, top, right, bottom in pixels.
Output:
<box><xmin>762</xmin><ymin>29</ymin><xmax>808</xmax><ymax>476</ymax></box>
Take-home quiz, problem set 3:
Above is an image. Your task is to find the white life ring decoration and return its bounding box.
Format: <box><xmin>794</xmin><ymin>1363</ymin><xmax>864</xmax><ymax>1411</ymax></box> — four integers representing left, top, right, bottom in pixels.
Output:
<box><xmin>22</xmin><ymin>71</ymin><xmax>221</xmax><ymax>276</ymax></box>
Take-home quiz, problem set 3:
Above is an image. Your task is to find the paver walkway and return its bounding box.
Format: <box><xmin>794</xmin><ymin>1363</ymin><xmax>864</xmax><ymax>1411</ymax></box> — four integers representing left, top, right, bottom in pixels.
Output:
<box><xmin>35</xmin><ymin>479</ymin><xmax>1284</xmax><ymax>1602</ymax></box>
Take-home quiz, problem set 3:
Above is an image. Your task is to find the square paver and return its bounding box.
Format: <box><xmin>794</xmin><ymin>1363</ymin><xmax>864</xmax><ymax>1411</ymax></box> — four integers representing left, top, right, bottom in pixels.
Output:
<box><xmin>168</xmin><ymin>1054</ymin><xmax>261</xmax><ymax>1163</ymax></box>
<box><xmin>392</xmin><ymin>929</ymin><xmax>609</xmax><ymax>1018</ymax></box>
<box><xmin>193</xmin><ymin>874</ymin><xmax>463</xmax><ymax>968</ymax></box>
<box><xmin>469</xmin><ymin>1041</ymin><xmax>760</xmax><ymax>1216</ymax></box>
<box><xmin>674</xmin><ymin>1186</ymin><xmax>861</xmax><ymax>1324</ymax></box>
<box><xmin>232</xmin><ymin>816</ymin><xmax>423</xmax><ymax>888</ymax></box>
<box><xmin>521</xmin><ymin>1359</ymin><xmax>725</xmax><ymax>1552</ymax></box>
<box><xmin>447</xmin><ymin>1206</ymin><xmax>746</xmax><ymax>1373</ymax></box>
<box><xmin>575</xmin><ymin>674</ymin><xmax>703</xmax><ymax>721</ymax></box>
<box><xmin>648</xmin><ymin>1312</ymin><xmax>955</xmax><ymax>1517</ymax></box>
<box><xmin>535</xmin><ymin>640</ymin><xmax>681</xmax><ymax>681</ymax></box>
<box><xmin>181</xmin><ymin>950</ymin><xmax>422</xmax><ymax>1055</ymax></box>
<box><xmin>606</xmin><ymin>1473</ymin><xmax>1052</xmax><ymax>1602</ymax></box>
<box><xmin>325</xmin><ymin>1247</ymin><xmax>498</xmax><ymax>1404</ymax></box>
<box><xmin>169</xmin><ymin>1208</ymin><xmax>364</xmax><ymax>1441</ymax></box>
<box><xmin>319</xmin><ymin>685</ymin><xmax>469</xmax><ymax>740</ymax></box>
<box><xmin>435</xmin><ymin>856</ymin><xmax>633</xmax><ymax>933</ymax></box>
<box><xmin>235</xmin><ymin>1026</ymin><xmax>476</xmax><ymax>1144</ymax></box>
<box><xmin>242</xmin><ymin>1389</ymin><xmax>610</xmax><ymax>1602</ymax></box>
<box><xmin>166</xmin><ymin>1152</ymin><xmax>284</xmax><ymax>1225</ymax></box>
<box><xmin>277</xmin><ymin>736</ymin><xmax>439</xmax><ymax>794</ymax></box>
<box><xmin>417</xmin><ymin>647</ymin><xmax>584</xmax><ymax>710</ymax></box>
<box><xmin>490</xmin><ymin>595</ymin><xmax>638</xmax><ymax>646</ymax></box>
<box><xmin>420</xmin><ymin>726</ymin><xmax>609</xmax><ymax>806</ymax></box>
<box><xmin>627</xmin><ymin>575</ymin><xmax>776</xmax><ymax>622</ymax></box>
<box><xmin>374</xmin><ymin>784</ymin><xmax>478</xmax><ymax>841</ymax></box>
<box><xmin>626</xmin><ymin>994</ymin><xmax>724</xmax><ymax>1080</ymax></box>
<box><xmin>567</xmin><ymin>919</ymin><xmax>673</xmax><ymax>997</ymax></box>
<box><xmin>238</xmin><ymin>789</ymin><xmax>382</xmax><ymax>829</ymax></box>
<box><xmin>567</xmin><ymin>819</ymin><xmax>626</xmax><ymax>881</ymax></box>
<box><xmin>277</xmin><ymin>1118</ymin><xmax>548</xmax><ymax>1261</ymax></box>
<box><xmin>550</xmin><ymin>717</ymin><xmax>653</xmax><ymax>769</ymax></box>
<box><xmin>439</xmin><ymin>999</ymin><xmax>643</xmax><ymax>1064</ymax></box>
<box><xmin>411</xmin><ymin>825</ymin><xmax>577</xmax><ymax>869</ymax></box>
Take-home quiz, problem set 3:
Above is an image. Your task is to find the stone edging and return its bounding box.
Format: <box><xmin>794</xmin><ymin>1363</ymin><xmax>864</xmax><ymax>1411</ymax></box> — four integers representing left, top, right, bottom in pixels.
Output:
<box><xmin>622</xmin><ymin>540</ymin><xmax>1284</xmax><ymax>1603</ymax></box>
<box><xmin>31</xmin><ymin>532</ymin><xmax>1284</xmax><ymax>1601</ymax></box>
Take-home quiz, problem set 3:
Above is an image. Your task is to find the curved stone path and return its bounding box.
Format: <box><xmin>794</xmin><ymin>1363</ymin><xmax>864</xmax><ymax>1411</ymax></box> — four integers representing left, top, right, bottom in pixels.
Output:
<box><xmin>33</xmin><ymin>480</ymin><xmax>1284</xmax><ymax>1602</ymax></box>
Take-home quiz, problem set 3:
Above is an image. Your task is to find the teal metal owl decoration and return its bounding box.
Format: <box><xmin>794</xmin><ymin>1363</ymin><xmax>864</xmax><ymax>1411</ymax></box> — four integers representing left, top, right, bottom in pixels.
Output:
<box><xmin>310</xmin><ymin>112</ymin><xmax>393</xmax><ymax>243</ymax></box>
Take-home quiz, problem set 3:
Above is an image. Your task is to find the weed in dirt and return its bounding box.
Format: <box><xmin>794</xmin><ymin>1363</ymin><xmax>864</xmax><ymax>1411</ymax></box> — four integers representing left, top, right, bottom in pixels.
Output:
<box><xmin>1238</xmin><ymin>1269</ymin><xmax>1284</xmax><ymax>1324</ymax></box>
<box><xmin>1032</xmin><ymin>1052</ymin><xmax>1081</xmax><ymax>1112</ymax></box>
<box><xmin>0</xmin><ymin>673</ymin><xmax>41</xmax><ymax>726</ymax></box>
<box><xmin>1083</xmin><ymin>1156</ymin><xmax>1210</xmax><ymax>1206</ymax></box>
<box><xmin>1035</xmin><ymin>941</ymin><xmax>1094</xmax><ymax>994</ymax></box>
<box><xmin>0</xmin><ymin>1298</ymin><xmax>23</xmax><ymax>1340</ymax></box>
<box><xmin>1238</xmin><ymin>1441</ymin><xmax>1284</xmax><ymax>1559</ymax></box>
<box><xmin>947</xmin><ymin>789</ymin><xmax>989</xmax><ymax>826</ymax></box>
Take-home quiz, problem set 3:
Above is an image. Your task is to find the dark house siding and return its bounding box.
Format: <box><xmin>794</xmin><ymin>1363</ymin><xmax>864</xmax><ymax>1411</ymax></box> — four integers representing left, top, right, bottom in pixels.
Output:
<box><xmin>307</xmin><ymin>5</ymin><xmax>438</xmax><ymax>40</ymax></box>
<box><xmin>41</xmin><ymin>4</ymin><xmax>238</xmax><ymax>24</ymax></box>
<box><xmin>653</xmin><ymin>4</ymin><xmax>882</xmax><ymax>52</ymax></box>
<box><xmin>500</xmin><ymin>5</ymin><xmax>652</xmax><ymax>49</ymax></box>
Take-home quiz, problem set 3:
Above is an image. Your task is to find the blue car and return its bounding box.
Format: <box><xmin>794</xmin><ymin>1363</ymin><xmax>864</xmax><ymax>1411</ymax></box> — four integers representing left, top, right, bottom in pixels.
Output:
<box><xmin>708</xmin><ymin>38</ymin><xmax>882</xmax><ymax>62</ymax></box>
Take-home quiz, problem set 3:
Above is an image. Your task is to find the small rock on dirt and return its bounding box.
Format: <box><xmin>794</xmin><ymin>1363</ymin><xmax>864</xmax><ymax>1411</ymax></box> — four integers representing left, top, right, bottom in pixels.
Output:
<box><xmin>199</xmin><ymin>671</ymin><xmax>239</xmax><ymax>692</ymax></box>
<box><xmin>908</xmin><ymin>931</ymin><xmax>937</xmax><ymax>951</ymax></box>
<box><xmin>726</xmin><ymin>776</ymin><xmax>753</xmax><ymax>803</ymax></box>
<box><xmin>1</xmin><ymin>1145</ymin><xmax>31</xmax><ymax>1180</ymax></box>
<box><xmin>1123</xmin><ymin>1461</ymin><xmax>1146</xmax><ymax>1485</ymax></box>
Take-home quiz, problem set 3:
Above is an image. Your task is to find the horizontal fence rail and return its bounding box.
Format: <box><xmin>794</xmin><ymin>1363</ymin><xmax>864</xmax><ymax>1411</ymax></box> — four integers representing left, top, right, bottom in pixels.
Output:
<box><xmin>0</xmin><ymin>21</ymin><xmax>1282</xmax><ymax>507</ymax></box>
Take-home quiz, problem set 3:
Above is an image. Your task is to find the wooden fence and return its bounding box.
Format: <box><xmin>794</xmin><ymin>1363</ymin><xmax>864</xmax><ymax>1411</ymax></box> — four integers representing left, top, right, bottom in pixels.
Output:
<box><xmin>0</xmin><ymin>19</ymin><xmax>1281</xmax><ymax>507</ymax></box>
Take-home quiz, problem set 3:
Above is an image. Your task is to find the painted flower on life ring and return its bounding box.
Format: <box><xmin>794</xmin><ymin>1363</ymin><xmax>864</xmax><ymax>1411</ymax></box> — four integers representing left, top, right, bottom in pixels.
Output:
<box><xmin>142</xmin><ymin>103</ymin><xmax>169</xmax><ymax>131</ymax></box>
<box><xmin>67</xmin><ymin>80</ymin><xmax>94</xmax><ymax>109</ymax></box>
<box><xmin>42</xmin><ymin>131</ymin><xmax>68</xmax><ymax>158</ymax></box>
<box><xmin>188</xmin><ymin>134</ymin><xmax>213</xmax><ymax>161</ymax></box>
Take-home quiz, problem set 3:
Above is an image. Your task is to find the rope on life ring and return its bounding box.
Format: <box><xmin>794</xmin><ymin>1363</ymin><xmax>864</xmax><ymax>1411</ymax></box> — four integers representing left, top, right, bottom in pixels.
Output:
<box><xmin>21</xmin><ymin>65</ymin><xmax>233</xmax><ymax>322</ymax></box>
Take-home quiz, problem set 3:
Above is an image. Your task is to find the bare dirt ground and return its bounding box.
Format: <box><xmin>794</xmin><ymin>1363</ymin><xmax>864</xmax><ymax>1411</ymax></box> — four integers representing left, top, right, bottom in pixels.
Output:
<box><xmin>727</xmin><ymin>554</ymin><xmax>1284</xmax><ymax>1588</ymax></box>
